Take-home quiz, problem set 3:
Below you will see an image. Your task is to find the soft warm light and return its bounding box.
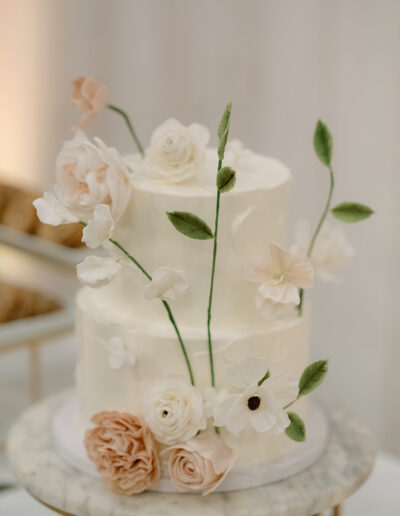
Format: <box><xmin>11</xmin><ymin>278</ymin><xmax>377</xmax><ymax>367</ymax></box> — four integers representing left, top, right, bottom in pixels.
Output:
<box><xmin>0</xmin><ymin>1</ymin><xmax>47</xmax><ymax>189</ymax></box>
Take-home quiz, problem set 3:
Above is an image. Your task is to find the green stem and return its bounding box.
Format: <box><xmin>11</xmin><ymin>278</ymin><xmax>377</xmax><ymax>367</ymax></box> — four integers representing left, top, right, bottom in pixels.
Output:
<box><xmin>108</xmin><ymin>104</ymin><xmax>145</xmax><ymax>157</ymax></box>
<box><xmin>207</xmin><ymin>158</ymin><xmax>222</xmax><ymax>387</ymax></box>
<box><xmin>258</xmin><ymin>370</ymin><xmax>270</xmax><ymax>386</ymax></box>
<box><xmin>283</xmin><ymin>395</ymin><xmax>301</xmax><ymax>411</ymax></box>
<box><xmin>107</xmin><ymin>238</ymin><xmax>195</xmax><ymax>385</ymax></box>
<box><xmin>298</xmin><ymin>165</ymin><xmax>335</xmax><ymax>314</ymax></box>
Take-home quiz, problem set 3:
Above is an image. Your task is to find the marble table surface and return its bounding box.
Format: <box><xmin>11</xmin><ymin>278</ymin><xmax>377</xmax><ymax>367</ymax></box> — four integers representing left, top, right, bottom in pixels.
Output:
<box><xmin>7</xmin><ymin>392</ymin><xmax>376</xmax><ymax>516</ymax></box>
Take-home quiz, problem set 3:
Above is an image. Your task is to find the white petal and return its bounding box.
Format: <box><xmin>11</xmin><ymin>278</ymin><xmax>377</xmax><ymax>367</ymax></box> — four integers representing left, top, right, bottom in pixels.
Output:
<box><xmin>145</xmin><ymin>266</ymin><xmax>188</xmax><ymax>302</ymax></box>
<box><xmin>226</xmin><ymin>356</ymin><xmax>269</xmax><ymax>389</ymax></box>
<box><xmin>271</xmin><ymin>409</ymin><xmax>291</xmax><ymax>434</ymax></box>
<box><xmin>258</xmin><ymin>281</ymin><xmax>300</xmax><ymax>305</ymax></box>
<box><xmin>77</xmin><ymin>256</ymin><xmax>121</xmax><ymax>288</ymax></box>
<box><xmin>265</xmin><ymin>374</ymin><xmax>299</xmax><ymax>406</ymax></box>
<box><xmin>82</xmin><ymin>204</ymin><xmax>115</xmax><ymax>248</ymax></box>
<box><xmin>109</xmin><ymin>351</ymin><xmax>125</xmax><ymax>370</ymax></box>
<box><xmin>188</xmin><ymin>123</ymin><xmax>210</xmax><ymax>147</ymax></box>
<box><xmin>250</xmin><ymin>408</ymin><xmax>277</xmax><ymax>432</ymax></box>
<box><xmin>33</xmin><ymin>193</ymin><xmax>78</xmax><ymax>226</ymax></box>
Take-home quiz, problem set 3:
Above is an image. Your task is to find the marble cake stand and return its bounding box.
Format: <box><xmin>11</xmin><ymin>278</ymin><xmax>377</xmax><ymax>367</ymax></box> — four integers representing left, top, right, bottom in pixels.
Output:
<box><xmin>7</xmin><ymin>392</ymin><xmax>376</xmax><ymax>516</ymax></box>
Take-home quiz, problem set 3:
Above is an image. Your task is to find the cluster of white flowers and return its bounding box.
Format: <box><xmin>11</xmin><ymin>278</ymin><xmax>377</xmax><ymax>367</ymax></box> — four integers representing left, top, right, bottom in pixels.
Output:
<box><xmin>143</xmin><ymin>356</ymin><xmax>298</xmax><ymax>444</ymax></box>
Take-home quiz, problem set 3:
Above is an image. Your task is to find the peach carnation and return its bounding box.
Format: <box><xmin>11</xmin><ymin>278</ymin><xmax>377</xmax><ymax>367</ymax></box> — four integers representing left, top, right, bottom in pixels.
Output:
<box><xmin>162</xmin><ymin>433</ymin><xmax>237</xmax><ymax>495</ymax></box>
<box><xmin>72</xmin><ymin>76</ymin><xmax>108</xmax><ymax>129</ymax></box>
<box><xmin>84</xmin><ymin>411</ymin><xmax>160</xmax><ymax>495</ymax></box>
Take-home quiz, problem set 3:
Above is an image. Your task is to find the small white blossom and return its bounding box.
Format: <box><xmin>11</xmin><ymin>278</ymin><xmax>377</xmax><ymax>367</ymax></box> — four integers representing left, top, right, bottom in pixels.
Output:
<box><xmin>82</xmin><ymin>204</ymin><xmax>115</xmax><ymax>248</ymax></box>
<box><xmin>203</xmin><ymin>387</ymin><xmax>230</xmax><ymax>419</ymax></box>
<box><xmin>105</xmin><ymin>336</ymin><xmax>136</xmax><ymax>370</ymax></box>
<box><xmin>213</xmin><ymin>356</ymin><xmax>298</xmax><ymax>434</ymax></box>
<box><xmin>144</xmin><ymin>119</ymin><xmax>209</xmax><ymax>183</ymax></box>
<box><xmin>242</xmin><ymin>242</ymin><xmax>314</xmax><ymax>309</ymax></box>
<box><xmin>145</xmin><ymin>266</ymin><xmax>189</xmax><ymax>302</ymax></box>
<box><xmin>33</xmin><ymin>192</ymin><xmax>78</xmax><ymax>226</ymax></box>
<box><xmin>77</xmin><ymin>256</ymin><xmax>121</xmax><ymax>288</ymax></box>
<box><xmin>295</xmin><ymin>220</ymin><xmax>354</xmax><ymax>282</ymax></box>
<box><xmin>145</xmin><ymin>375</ymin><xmax>206</xmax><ymax>445</ymax></box>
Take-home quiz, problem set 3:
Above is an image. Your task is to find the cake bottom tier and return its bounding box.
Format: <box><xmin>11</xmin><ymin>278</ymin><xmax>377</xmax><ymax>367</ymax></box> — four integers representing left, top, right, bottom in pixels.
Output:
<box><xmin>53</xmin><ymin>396</ymin><xmax>328</xmax><ymax>492</ymax></box>
<box><xmin>76</xmin><ymin>288</ymin><xmax>311</xmax><ymax>468</ymax></box>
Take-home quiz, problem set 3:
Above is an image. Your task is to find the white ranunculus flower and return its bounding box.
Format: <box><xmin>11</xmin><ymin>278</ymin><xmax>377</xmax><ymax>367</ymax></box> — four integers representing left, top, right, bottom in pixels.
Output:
<box><xmin>242</xmin><ymin>242</ymin><xmax>314</xmax><ymax>308</ymax></box>
<box><xmin>33</xmin><ymin>192</ymin><xmax>78</xmax><ymax>226</ymax></box>
<box><xmin>82</xmin><ymin>204</ymin><xmax>115</xmax><ymax>248</ymax></box>
<box><xmin>54</xmin><ymin>130</ymin><xmax>131</xmax><ymax>222</ymax></box>
<box><xmin>144</xmin><ymin>119</ymin><xmax>209</xmax><ymax>183</ymax></box>
<box><xmin>144</xmin><ymin>266</ymin><xmax>189</xmax><ymax>302</ymax></box>
<box><xmin>295</xmin><ymin>220</ymin><xmax>354</xmax><ymax>282</ymax></box>
<box><xmin>213</xmin><ymin>356</ymin><xmax>298</xmax><ymax>434</ymax></box>
<box><xmin>145</xmin><ymin>375</ymin><xmax>207</xmax><ymax>445</ymax></box>
<box><xmin>77</xmin><ymin>255</ymin><xmax>122</xmax><ymax>288</ymax></box>
<box><xmin>105</xmin><ymin>336</ymin><xmax>136</xmax><ymax>370</ymax></box>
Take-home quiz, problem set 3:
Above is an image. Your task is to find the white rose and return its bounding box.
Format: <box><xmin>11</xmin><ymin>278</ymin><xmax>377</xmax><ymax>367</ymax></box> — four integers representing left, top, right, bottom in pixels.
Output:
<box><xmin>145</xmin><ymin>375</ymin><xmax>206</xmax><ymax>445</ymax></box>
<box><xmin>144</xmin><ymin>119</ymin><xmax>209</xmax><ymax>183</ymax></box>
<box><xmin>144</xmin><ymin>266</ymin><xmax>189</xmax><ymax>302</ymax></box>
<box><xmin>54</xmin><ymin>130</ymin><xmax>131</xmax><ymax>222</ymax></box>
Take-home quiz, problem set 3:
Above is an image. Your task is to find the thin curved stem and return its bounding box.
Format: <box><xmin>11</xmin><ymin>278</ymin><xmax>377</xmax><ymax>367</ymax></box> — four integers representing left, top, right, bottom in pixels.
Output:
<box><xmin>108</xmin><ymin>239</ymin><xmax>195</xmax><ymax>385</ymax></box>
<box><xmin>108</xmin><ymin>104</ymin><xmax>145</xmax><ymax>157</ymax></box>
<box><xmin>298</xmin><ymin>166</ymin><xmax>335</xmax><ymax>314</ymax></box>
<box><xmin>207</xmin><ymin>158</ymin><xmax>222</xmax><ymax>387</ymax></box>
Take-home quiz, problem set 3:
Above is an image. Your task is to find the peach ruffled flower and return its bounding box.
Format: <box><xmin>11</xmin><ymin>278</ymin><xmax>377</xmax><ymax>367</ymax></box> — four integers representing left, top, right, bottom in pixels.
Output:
<box><xmin>84</xmin><ymin>411</ymin><xmax>160</xmax><ymax>495</ymax></box>
<box><xmin>162</xmin><ymin>433</ymin><xmax>237</xmax><ymax>495</ymax></box>
<box><xmin>72</xmin><ymin>76</ymin><xmax>108</xmax><ymax>129</ymax></box>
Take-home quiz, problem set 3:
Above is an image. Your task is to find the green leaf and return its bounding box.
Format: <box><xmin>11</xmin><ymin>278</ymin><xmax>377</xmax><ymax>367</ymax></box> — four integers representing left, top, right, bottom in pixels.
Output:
<box><xmin>313</xmin><ymin>120</ymin><xmax>333</xmax><ymax>167</ymax></box>
<box><xmin>285</xmin><ymin>412</ymin><xmax>306</xmax><ymax>442</ymax></box>
<box><xmin>298</xmin><ymin>360</ymin><xmax>328</xmax><ymax>397</ymax></box>
<box><xmin>217</xmin><ymin>102</ymin><xmax>232</xmax><ymax>160</ymax></box>
<box><xmin>331</xmin><ymin>202</ymin><xmax>374</xmax><ymax>223</ymax></box>
<box><xmin>217</xmin><ymin>166</ymin><xmax>236</xmax><ymax>193</ymax></box>
<box><xmin>166</xmin><ymin>211</ymin><xmax>214</xmax><ymax>240</ymax></box>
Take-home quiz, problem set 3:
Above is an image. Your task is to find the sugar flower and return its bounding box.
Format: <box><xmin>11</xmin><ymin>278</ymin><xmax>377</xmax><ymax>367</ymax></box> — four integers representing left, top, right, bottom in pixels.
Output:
<box><xmin>105</xmin><ymin>336</ymin><xmax>136</xmax><ymax>370</ymax></box>
<box><xmin>145</xmin><ymin>375</ymin><xmax>206</xmax><ymax>445</ymax></box>
<box><xmin>203</xmin><ymin>387</ymin><xmax>230</xmax><ymax>419</ymax></box>
<box><xmin>72</xmin><ymin>76</ymin><xmax>108</xmax><ymax>129</ymax></box>
<box><xmin>242</xmin><ymin>241</ymin><xmax>314</xmax><ymax>307</ymax></box>
<box><xmin>77</xmin><ymin>255</ymin><xmax>121</xmax><ymax>288</ymax></box>
<box><xmin>162</xmin><ymin>432</ymin><xmax>237</xmax><ymax>495</ymax></box>
<box><xmin>144</xmin><ymin>266</ymin><xmax>189</xmax><ymax>302</ymax></box>
<box><xmin>213</xmin><ymin>356</ymin><xmax>298</xmax><ymax>434</ymax></box>
<box><xmin>53</xmin><ymin>130</ymin><xmax>131</xmax><ymax>222</ymax></box>
<box><xmin>33</xmin><ymin>192</ymin><xmax>78</xmax><ymax>226</ymax></box>
<box><xmin>82</xmin><ymin>204</ymin><xmax>115</xmax><ymax>248</ymax></box>
<box><xmin>84</xmin><ymin>411</ymin><xmax>160</xmax><ymax>495</ymax></box>
<box><xmin>144</xmin><ymin>118</ymin><xmax>209</xmax><ymax>183</ymax></box>
<box><xmin>295</xmin><ymin>220</ymin><xmax>354</xmax><ymax>282</ymax></box>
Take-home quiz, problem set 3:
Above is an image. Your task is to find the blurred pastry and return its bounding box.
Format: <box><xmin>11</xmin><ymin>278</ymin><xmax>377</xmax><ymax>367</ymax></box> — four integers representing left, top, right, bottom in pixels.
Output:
<box><xmin>0</xmin><ymin>281</ymin><xmax>60</xmax><ymax>323</ymax></box>
<box><xmin>1</xmin><ymin>188</ymin><xmax>39</xmax><ymax>234</ymax></box>
<box><xmin>36</xmin><ymin>222</ymin><xmax>84</xmax><ymax>248</ymax></box>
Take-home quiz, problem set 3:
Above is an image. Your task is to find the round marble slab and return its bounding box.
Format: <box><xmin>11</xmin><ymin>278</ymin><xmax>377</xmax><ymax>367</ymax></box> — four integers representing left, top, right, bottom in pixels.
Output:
<box><xmin>7</xmin><ymin>391</ymin><xmax>376</xmax><ymax>516</ymax></box>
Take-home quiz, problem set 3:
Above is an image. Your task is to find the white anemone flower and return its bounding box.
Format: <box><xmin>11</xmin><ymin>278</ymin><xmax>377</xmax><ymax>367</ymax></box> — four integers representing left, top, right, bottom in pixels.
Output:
<box><xmin>82</xmin><ymin>204</ymin><xmax>115</xmax><ymax>248</ymax></box>
<box><xmin>77</xmin><ymin>255</ymin><xmax>121</xmax><ymax>288</ymax></box>
<box><xmin>145</xmin><ymin>266</ymin><xmax>189</xmax><ymax>302</ymax></box>
<box><xmin>242</xmin><ymin>241</ymin><xmax>314</xmax><ymax>307</ymax></box>
<box><xmin>213</xmin><ymin>356</ymin><xmax>298</xmax><ymax>434</ymax></box>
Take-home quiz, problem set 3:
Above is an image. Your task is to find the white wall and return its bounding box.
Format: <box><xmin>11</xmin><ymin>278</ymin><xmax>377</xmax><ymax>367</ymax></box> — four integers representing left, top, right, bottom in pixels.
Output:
<box><xmin>0</xmin><ymin>0</ymin><xmax>399</xmax><ymax>455</ymax></box>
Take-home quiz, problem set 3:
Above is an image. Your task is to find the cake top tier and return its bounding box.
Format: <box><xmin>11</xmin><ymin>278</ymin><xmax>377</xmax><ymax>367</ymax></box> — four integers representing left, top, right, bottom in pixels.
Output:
<box><xmin>126</xmin><ymin>142</ymin><xmax>290</xmax><ymax>198</ymax></box>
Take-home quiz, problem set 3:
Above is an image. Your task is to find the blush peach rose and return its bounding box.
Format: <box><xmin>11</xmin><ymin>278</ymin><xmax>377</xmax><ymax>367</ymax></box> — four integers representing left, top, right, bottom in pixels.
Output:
<box><xmin>162</xmin><ymin>433</ymin><xmax>237</xmax><ymax>495</ymax></box>
<box><xmin>72</xmin><ymin>76</ymin><xmax>108</xmax><ymax>129</ymax></box>
<box><xmin>84</xmin><ymin>411</ymin><xmax>160</xmax><ymax>495</ymax></box>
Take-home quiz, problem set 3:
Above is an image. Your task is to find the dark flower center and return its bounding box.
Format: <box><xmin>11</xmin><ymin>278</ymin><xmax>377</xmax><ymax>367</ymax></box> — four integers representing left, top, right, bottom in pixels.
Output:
<box><xmin>247</xmin><ymin>396</ymin><xmax>261</xmax><ymax>411</ymax></box>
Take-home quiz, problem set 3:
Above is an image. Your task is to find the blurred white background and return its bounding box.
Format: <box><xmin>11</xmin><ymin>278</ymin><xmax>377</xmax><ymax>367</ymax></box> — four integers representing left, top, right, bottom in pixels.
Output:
<box><xmin>0</xmin><ymin>0</ymin><xmax>398</xmax><ymax>464</ymax></box>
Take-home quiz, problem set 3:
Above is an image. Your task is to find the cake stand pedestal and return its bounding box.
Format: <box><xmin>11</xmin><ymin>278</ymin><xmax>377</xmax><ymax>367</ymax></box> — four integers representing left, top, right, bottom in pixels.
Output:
<box><xmin>7</xmin><ymin>391</ymin><xmax>376</xmax><ymax>516</ymax></box>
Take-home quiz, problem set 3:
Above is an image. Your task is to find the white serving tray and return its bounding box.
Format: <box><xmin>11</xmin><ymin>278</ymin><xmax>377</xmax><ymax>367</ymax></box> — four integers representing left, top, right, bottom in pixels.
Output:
<box><xmin>0</xmin><ymin>225</ymin><xmax>91</xmax><ymax>267</ymax></box>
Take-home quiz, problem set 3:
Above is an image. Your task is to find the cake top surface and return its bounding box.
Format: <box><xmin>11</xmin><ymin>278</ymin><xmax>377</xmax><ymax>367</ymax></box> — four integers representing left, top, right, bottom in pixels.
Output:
<box><xmin>126</xmin><ymin>142</ymin><xmax>290</xmax><ymax>197</ymax></box>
